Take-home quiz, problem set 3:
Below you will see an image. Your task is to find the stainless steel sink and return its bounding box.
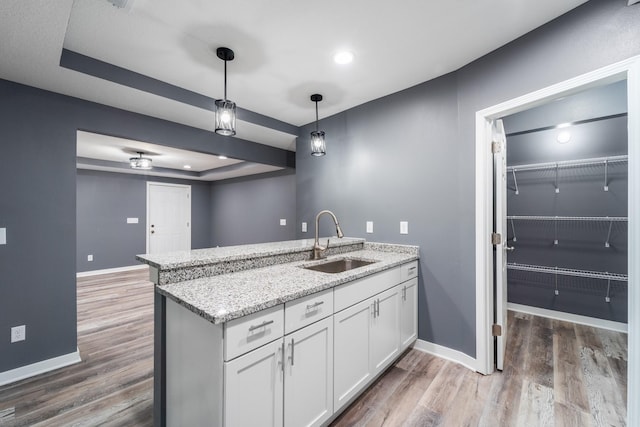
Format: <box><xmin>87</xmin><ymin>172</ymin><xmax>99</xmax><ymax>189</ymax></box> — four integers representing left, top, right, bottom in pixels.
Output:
<box><xmin>303</xmin><ymin>257</ymin><xmax>377</xmax><ymax>274</ymax></box>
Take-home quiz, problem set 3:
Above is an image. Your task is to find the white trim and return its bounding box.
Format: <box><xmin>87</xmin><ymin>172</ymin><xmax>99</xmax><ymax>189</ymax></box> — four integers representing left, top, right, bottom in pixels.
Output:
<box><xmin>475</xmin><ymin>54</ymin><xmax>640</xmax><ymax>426</ymax></box>
<box><xmin>508</xmin><ymin>303</ymin><xmax>628</xmax><ymax>333</ymax></box>
<box><xmin>413</xmin><ymin>339</ymin><xmax>477</xmax><ymax>372</ymax></box>
<box><xmin>627</xmin><ymin>56</ymin><xmax>640</xmax><ymax>427</ymax></box>
<box><xmin>0</xmin><ymin>348</ymin><xmax>81</xmax><ymax>386</ymax></box>
<box><xmin>76</xmin><ymin>264</ymin><xmax>148</xmax><ymax>278</ymax></box>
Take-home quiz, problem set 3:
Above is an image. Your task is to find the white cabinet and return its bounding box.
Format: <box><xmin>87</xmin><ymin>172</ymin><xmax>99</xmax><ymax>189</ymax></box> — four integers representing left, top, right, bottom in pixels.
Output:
<box><xmin>333</xmin><ymin>298</ymin><xmax>374</xmax><ymax>411</ymax></box>
<box><xmin>224</xmin><ymin>338</ymin><xmax>284</xmax><ymax>427</ymax></box>
<box><xmin>370</xmin><ymin>286</ymin><xmax>400</xmax><ymax>375</ymax></box>
<box><xmin>284</xmin><ymin>316</ymin><xmax>333</xmax><ymax>427</ymax></box>
<box><xmin>400</xmin><ymin>278</ymin><xmax>418</xmax><ymax>350</ymax></box>
<box><xmin>225</xmin><ymin>311</ymin><xmax>334</xmax><ymax>427</ymax></box>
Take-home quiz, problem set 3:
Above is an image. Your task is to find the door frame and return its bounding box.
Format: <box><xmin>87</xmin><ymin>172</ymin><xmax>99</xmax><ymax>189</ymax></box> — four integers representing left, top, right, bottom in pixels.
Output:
<box><xmin>146</xmin><ymin>181</ymin><xmax>192</xmax><ymax>254</ymax></box>
<box><xmin>474</xmin><ymin>55</ymin><xmax>640</xmax><ymax>424</ymax></box>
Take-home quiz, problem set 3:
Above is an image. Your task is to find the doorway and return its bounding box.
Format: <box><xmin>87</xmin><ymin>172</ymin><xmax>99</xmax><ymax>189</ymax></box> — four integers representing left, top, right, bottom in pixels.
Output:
<box><xmin>146</xmin><ymin>182</ymin><xmax>191</xmax><ymax>254</ymax></box>
<box><xmin>474</xmin><ymin>56</ymin><xmax>639</xmax><ymax>425</ymax></box>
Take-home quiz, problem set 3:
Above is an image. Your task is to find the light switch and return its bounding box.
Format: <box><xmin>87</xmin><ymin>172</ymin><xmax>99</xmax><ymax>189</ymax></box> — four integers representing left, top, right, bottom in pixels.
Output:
<box><xmin>127</xmin><ymin>217</ymin><xmax>139</xmax><ymax>224</ymax></box>
<box><xmin>87</xmin><ymin>254</ymin><xmax>93</xmax><ymax>262</ymax></box>
<box><xmin>0</xmin><ymin>228</ymin><xmax>5</xmax><ymax>245</ymax></box>
<box><xmin>366</xmin><ymin>221</ymin><xmax>374</xmax><ymax>234</ymax></box>
<box><xmin>400</xmin><ymin>221</ymin><xmax>409</xmax><ymax>235</ymax></box>
<box><xmin>280</xmin><ymin>219</ymin><xmax>287</xmax><ymax>226</ymax></box>
<box><xmin>301</xmin><ymin>222</ymin><xmax>307</xmax><ymax>233</ymax></box>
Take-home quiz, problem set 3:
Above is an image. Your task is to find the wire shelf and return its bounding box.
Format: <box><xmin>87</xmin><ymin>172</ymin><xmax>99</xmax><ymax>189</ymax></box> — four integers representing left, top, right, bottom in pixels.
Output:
<box><xmin>506</xmin><ymin>155</ymin><xmax>628</xmax><ymax>173</ymax></box>
<box><xmin>507</xmin><ymin>263</ymin><xmax>628</xmax><ymax>282</ymax></box>
<box><xmin>507</xmin><ymin>216</ymin><xmax>628</xmax><ymax>222</ymax></box>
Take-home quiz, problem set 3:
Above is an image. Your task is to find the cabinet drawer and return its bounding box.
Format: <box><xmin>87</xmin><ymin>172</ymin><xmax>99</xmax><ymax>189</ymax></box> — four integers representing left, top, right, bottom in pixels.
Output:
<box><xmin>400</xmin><ymin>261</ymin><xmax>418</xmax><ymax>282</ymax></box>
<box><xmin>334</xmin><ymin>266</ymin><xmax>401</xmax><ymax>312</ymax></box>
<box><xmin>284</xmin><ymin>289</ymin><xmax>333</xmax><ymax>335</ymax></box>
<box><xmin>224</xmin><ymin>305</ymin><xmax>284</xmax><ymax>361</ymax></box>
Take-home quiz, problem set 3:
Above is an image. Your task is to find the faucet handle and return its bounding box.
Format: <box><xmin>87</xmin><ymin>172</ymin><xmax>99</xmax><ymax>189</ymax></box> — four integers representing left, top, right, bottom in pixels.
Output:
<box><xmin>325</xmin><ymin>239</ymin><xmax>330</xmax><ymax>252</ymax></box>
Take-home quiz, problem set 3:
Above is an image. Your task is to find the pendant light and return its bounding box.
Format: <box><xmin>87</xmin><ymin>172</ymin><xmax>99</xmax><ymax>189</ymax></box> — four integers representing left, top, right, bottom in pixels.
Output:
<box><xmin>310</xmin><ymin>94</ymin><xmax>326</xmax><ymax>156</ymax></box>
<box><xmin>130</xmin><ymin>152</ymin><xmax>152</xmax><ymax>170</ymax></box>
<box><xmin>215</xmin><ymin>47</ymin><xmax>236</xmax><ymax>136</ymax></box>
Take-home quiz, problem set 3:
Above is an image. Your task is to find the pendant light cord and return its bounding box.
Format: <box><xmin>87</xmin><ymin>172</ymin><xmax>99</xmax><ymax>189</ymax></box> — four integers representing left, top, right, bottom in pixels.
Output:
<box><xmin>224</xmin><ymin>59</ymin><xmax>228</xmax><ymax>101</ymax></box>
<box><xmin>315</xmin><ymin>101</ymin><xmax>319</xmax><ymax>132</ymax></box>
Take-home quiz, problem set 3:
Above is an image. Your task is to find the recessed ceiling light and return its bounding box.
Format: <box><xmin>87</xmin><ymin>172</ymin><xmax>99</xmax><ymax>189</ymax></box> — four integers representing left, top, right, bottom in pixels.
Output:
<box><xmin>218</xmin><ymin>155</ymin><xmax>228</xmax><ymax>160</ymax></box>
<box><xmin>333</xmin><ymin>50</ymin><xmax>354</xmax><ymax>65</ymax></box>
<box><xmin>183</xmin><ymin>164</ymin><xmax>192</xmax><ymax>169</ymax></box>
<box><xmin>557</xmin><ymin>131</ymin><xmax>571</xmax><ymax>144</ymax></box>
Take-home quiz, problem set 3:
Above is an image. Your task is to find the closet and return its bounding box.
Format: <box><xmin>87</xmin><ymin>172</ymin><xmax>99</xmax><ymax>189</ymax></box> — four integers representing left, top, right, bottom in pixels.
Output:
<box><xmin>503</xmin><ymin>81</ymin><xmax>628</xmax><ymax>324</ymax></box>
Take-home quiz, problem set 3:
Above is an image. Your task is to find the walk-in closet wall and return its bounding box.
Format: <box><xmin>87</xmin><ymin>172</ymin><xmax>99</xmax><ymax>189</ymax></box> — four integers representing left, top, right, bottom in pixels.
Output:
<box><xmin>503</xmin><ymin>81</ymin><xmax>628</xmax><ymax>323</ymax></box>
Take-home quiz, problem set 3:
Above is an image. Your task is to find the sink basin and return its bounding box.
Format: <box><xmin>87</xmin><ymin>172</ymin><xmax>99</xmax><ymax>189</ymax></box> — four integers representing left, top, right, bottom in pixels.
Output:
<box><xmin>303</xmin><ymin>257</ymin><xmax>377</xmax><ymax>274</ymax></box>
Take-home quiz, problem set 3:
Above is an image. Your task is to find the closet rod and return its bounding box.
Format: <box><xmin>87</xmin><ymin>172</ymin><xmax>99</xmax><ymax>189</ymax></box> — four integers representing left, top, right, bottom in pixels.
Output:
<box><xmin>507</xmin><ymin>263</ymin><xmax>628</xmax><ymax>282</ymax></box>
<box><xmin>506</xmin><ymin>154</ymin><xmax>628</xmax><ymax>173</ymax></box>
<box><xmin>507</xmin><ymin>215</ymin><xmax>628</xmax><ymax>222</ymax></box>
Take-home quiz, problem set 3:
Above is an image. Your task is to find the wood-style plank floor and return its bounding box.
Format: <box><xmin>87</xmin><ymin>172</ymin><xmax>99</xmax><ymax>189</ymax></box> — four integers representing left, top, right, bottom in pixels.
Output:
<box><xmin>0</xmin><ymin>270</ymin><xmax>627</xmax><ymax>426</ymax></box>
<box><xmin>0</xmin><ymin>269</ymin><xmax>154</xmax><ymax>427</ymax></box>
<box><xmin>332</xmin><ymin>311</ymin><xmax>628</xmax><ymax>427</ymax></box>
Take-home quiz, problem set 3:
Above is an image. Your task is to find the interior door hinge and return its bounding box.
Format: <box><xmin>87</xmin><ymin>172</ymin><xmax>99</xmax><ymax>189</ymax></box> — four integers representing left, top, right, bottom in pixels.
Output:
<box><xmin>491</xmin><ymin>141</ymin><xmax>502</xmax><ymax>154</ymax></box>
<box><xmin>491</xmin><ymin>232</ymin><xmax>502</xmax><ymax>245</ymax></box>
<box><xmin>492</xmin><ymin>324</ymin><xmax>502</xmax><ymax>337</ymax></box>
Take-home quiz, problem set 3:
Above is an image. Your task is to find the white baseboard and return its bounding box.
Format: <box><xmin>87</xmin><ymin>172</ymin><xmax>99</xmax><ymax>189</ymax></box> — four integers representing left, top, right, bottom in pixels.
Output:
<box><xmin>76</xmin><ymin>264</ymin><xmax>148</xmax><ymax>278</ymax></box>
<box><xmin>508</xmin><ymin>303</ymin><xmax>628</xmax><ymax>333</ymax></box>
<box><xmin>413</xmin><ymin>339</ymin><xmax>477</xmax><ymax>372</ymax></box>
<box><xmin>0</xmin><ymin>348</ymin><xmax>81</xmax><ymax>386</ymax></box>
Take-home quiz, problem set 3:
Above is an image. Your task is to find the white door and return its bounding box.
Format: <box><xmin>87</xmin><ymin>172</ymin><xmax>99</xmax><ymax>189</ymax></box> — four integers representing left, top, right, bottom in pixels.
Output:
<box><xmin>399</xmin><ymin>278</ymin><xmax>418</xmax><ymax>350</ymax></box>
<box><xmin>370</xmin><ymin>286</ymin><xmax>400</xmax><ymax>375</ymax></box>
<box><xmin>493</xmin><ymin>119</ymin><xmax>508</xmax><ymax>371</ymax></box>
<box><xmin>147</xmin><ymin>182</ymin><xmax>191</xmax><ymax>254</ymax></box>
<box><xmin>224</xmin><ymin>339</ymin><xmax>284</xmax><ymax>427</ymax></box>
<box><xmin>333</xmin><ymin>299</ymin><xmax>373</xmax><ymax>411</ymax></box>
<box><xmin>284</xmin><ymin>317</ymin><xmax>333</xmax><ymax>427</ymax></box>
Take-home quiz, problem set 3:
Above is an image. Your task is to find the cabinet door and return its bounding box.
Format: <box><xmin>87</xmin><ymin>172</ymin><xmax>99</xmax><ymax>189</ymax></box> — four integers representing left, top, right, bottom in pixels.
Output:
<box><xmin>370</xmin><ymin>286</ymin><xmax>400</xmax><ymax>375</ymax></box>
<box><xmin>284</xmin><ymin>317</ymin><xmax>333</xmax><ymax>427</ymax></box>
<box><xmin>400</xmin><ymin>278</ymin><xmax>418</xmax><ymax>350</ymax></box>
<box><xmin>333</xmin><ymin>298</ymin><xmax>373</xmax><ymax>411</ymax></box>
<box><xmin>224</xmin><ymin>339</ymin><xmax>284</xmax><ymax>427</ymax></box>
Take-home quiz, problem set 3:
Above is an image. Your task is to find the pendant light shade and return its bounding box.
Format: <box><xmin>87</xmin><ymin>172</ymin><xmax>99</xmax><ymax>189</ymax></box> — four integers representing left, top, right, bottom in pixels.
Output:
<box><xmin>215</xmin><ymin>47</ymin><xmax>236</xmax><ymax>136</ymax></box>
<box><xmin>130</xmin><ymin>152</ymin><xmax>152</xmax><ymax>170</ymax></box>
<box><xmin>310</xmin><ymin>94</ymin><xmax>326</xmax><ymax>156</ymax></box>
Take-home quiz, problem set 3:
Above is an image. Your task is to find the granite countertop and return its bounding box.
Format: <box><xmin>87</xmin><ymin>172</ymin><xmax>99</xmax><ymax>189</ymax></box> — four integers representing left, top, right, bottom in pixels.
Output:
<box><xmin>157</xmin><ymin>243</ymin><xmax>419</xmax><ymax>325</ymax></box>
<box><xmin>136</xmin><ymin>237</ymin><xmax>366</xmax><ymax>270</ymax></box>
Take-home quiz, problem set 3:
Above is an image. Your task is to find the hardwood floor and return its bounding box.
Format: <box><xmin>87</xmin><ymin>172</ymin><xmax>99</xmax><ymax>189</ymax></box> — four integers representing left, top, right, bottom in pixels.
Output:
<box><xmin>332</xmin><ymin>311</ymin><xmax>627</xmax><ymax>427</ymax></box>
<box><xmin>0</xmin><ymin>270</ymin><xmax>627</xmax><ymax>426</ymax></box>
<box><xmin>0</xmin><ymin>269</ymin><xmax>154</xmax><ymax>427</ymax></box>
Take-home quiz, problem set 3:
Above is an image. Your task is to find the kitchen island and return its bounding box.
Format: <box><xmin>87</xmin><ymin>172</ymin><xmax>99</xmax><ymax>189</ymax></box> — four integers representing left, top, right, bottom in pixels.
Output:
<box><xmin>137</xmin><ymin>238</ymin><xmax>419</xmax><ymax>427</ymax></box>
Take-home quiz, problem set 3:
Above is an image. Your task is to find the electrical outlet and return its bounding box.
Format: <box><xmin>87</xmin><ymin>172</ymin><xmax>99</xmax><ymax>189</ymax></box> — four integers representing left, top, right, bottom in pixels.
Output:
<box><xmin>400</xmin><ymin>221</ymin><xmax>409</xmax><ymax>235</ymax></box>
<box><xmin>366</xmin><ymin>221</ymin><xmax>374</xmax><ymax>234</ymax></box>
<box><xmin>87</xmin><ymin>254</ymin><xmax>93</xmax><ymax>262</ymax></box>
<box><xmin>280</xmin><ymin>219</ymin><xmax>287</xmax><ymax>226</ymax></box>
<box><xmin>0</xmin><ymin>227</ymin><xmax>6</xmax><ymax>245</ymax></box>
<box><xmin>301</xmin><ymin>222</ymin><xmax>307</xmax><ymax>233</ymax></box>
<box><xmin>11</xmin><ymin>325</ymin><xmax>26</xmax><ymax>343</ymax></box>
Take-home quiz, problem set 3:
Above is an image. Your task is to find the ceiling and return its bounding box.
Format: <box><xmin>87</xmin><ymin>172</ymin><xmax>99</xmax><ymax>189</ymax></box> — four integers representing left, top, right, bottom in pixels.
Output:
<box><xmin>0</xmin><ymin>0</ymin><xmax>588</xmax><ymax>178</ymax></box>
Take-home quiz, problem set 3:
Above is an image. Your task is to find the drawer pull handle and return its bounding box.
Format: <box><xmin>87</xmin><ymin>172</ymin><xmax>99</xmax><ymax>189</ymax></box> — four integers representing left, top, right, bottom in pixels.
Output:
<box><xmin>408</xmin><ymin>266</ymin><xmax>417</xmax><ymax>272</ymax></box>
<box><xmin>306</xmin><ymin>301</ymin><xmax>325</xmax><ymax>310</ymax></box>
<box><xmin>248</xmin><ymin>320</ymin><xmax>274</xmax><ymax>332</ymax></box>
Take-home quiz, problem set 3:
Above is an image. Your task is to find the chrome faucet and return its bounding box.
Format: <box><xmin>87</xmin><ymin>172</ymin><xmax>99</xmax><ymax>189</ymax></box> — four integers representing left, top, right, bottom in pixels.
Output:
<box><xmin>312</xmin><ymin>210</ymin><xmax>344</xmax><ymax>260</ymax></box>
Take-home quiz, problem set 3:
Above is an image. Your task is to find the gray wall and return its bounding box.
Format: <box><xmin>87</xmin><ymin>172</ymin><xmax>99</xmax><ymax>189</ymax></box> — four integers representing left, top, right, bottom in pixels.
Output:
<box><xmin>76</xmin><ymin>170</ymin><xmax>212</xmax><ymax>272</ymax></box>
<box><xmin>210</xmin><ymin>170</ymin><xmax>297</xmax><ymax>246</ymax></box>
<box><xmin>296</xmin><ymin>0</ymin><xmax>640</xmax><ymax>357</ymax></box>
<box><xmin>0</xmin><ymin>78</ymin><xmax>292</xmax><ymax>373</ymax></box>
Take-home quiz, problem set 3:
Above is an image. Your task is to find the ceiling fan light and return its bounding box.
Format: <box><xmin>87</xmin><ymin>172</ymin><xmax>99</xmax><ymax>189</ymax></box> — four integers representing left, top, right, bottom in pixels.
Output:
<box><xmin>130</xmin><ymin>152</ymin><xmax>152</xmax><ymax>169</ymax></box>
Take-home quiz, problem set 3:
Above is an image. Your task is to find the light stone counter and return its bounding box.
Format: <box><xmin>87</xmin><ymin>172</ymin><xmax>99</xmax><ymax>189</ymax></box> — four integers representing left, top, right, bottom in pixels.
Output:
<box><xmin>137</xmin><ymin>237</ymin><xmax>366</xmax><ymax>285</ymax></box>
<box><xmin>156</xmin><ymin>242</ymin><xmax>419</xmax><ymax>324</ymax></box>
